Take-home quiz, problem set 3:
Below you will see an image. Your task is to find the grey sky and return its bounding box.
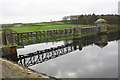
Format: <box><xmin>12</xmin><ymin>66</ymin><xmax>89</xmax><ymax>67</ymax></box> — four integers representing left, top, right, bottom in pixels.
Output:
<box><xmin>0</xmin><ymin>0</ymin><xmax>119</xmax><ymax>24</ymax></box>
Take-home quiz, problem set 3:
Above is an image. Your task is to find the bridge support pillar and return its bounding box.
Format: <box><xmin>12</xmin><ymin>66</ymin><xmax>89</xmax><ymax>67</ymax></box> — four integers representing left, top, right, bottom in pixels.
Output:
<box><xmin>2</xmin><ymin>46</ymin><xmax>18</xmax><ymax>62</ymax></box>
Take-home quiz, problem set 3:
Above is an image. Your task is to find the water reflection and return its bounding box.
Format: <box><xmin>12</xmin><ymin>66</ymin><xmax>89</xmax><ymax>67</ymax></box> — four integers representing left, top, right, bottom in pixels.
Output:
<box><xmin>18</xmin><ymin>34</ymin><xmax>109</xmax><ymax>67</ymax></box>
<box><xmin>17</xmin><ymin>32</ymin><xmax>119</xmax><ymax>78</ymax></box>
<box><xmin>29</xmin><ymin>41</ymin><xmax>118</xmax><ymax>78</ymax></box>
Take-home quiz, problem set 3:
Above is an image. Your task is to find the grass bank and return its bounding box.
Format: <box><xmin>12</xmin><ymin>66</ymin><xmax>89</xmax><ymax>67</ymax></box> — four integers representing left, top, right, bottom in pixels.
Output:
<box><xmin>0</xmin><ymin>22</ymin><xmax>94</xmax><ymax>33</ymax></box>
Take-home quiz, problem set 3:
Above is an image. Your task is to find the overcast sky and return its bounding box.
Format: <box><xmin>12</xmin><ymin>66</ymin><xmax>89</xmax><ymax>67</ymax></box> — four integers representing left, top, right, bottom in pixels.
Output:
<box><xmin>0</xmin><ymin>0</ymin><xmax>119</xmax><ymax>24</ymax></box>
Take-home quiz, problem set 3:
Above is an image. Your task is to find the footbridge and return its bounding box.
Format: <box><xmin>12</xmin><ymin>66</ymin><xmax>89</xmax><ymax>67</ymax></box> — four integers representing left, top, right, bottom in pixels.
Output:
<box><xmin>1</xmin><ymin>26</ymin><xmax>107</xmax><ymax>63</ymax></box>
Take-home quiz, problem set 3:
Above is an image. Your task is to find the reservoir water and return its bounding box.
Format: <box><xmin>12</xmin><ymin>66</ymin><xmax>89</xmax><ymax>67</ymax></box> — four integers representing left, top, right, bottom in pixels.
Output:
<box><xmin>17</xmin><ymin>32</ymin><xmax>119</xmax><ymax>78</ymax></box>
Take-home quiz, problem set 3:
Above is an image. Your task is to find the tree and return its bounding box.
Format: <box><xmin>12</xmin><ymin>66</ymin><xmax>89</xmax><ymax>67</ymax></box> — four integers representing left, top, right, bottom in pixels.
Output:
<box><xmin>62</xmin><ymin>16</ymin><xmax>69</xmax><ymax>23</ymax></box>
<box><xmin>62</xmin><ymin>14</ymin><xmax>118</xmax><ymax>25</ymax></box>
<box><xmin>78</xmin><ymin>15</ymin><xmax>86</xmax><ymax>24</ymax></box>
<box><xmin>88</xmin><ymin>13</ymin><xmax>98</xmax><ymax>25</ymax></box>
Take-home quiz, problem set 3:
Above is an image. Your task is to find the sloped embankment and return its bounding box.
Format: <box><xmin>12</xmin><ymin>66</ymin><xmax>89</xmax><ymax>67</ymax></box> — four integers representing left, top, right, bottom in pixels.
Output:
<box><xmin>0</xmin><ymin>58</ymin><xmax>55</xmax><ymax>79</ymax></box>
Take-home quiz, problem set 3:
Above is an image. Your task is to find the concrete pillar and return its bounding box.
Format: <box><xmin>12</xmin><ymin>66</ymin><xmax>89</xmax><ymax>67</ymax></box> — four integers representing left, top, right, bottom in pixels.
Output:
<box><xmin>2</xmin><ymin>46</ymin><xmax>18</xmax><ymax>62</ymax></box>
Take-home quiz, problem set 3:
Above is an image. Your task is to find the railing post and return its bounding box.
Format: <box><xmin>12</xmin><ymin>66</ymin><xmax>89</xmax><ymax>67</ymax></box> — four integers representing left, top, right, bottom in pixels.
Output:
<box><xmin>2</xmin><ymin>32</ymin><xmax>7</xmax><ymax>45</ymax></box>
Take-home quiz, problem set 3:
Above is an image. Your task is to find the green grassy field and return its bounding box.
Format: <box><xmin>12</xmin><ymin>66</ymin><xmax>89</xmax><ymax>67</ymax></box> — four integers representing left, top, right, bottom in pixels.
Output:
<box><xmin>0</xmin><ymin>22</ymin><xmax>94</xmax><ymax>33</ymax></box>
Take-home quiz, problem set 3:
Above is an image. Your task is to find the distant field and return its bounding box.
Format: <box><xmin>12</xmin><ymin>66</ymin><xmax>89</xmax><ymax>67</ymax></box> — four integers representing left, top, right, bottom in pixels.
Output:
<box><xmin>0</xmin><ymin>22</ymin><xmax>94</xmax><ymax>33</ymax></box>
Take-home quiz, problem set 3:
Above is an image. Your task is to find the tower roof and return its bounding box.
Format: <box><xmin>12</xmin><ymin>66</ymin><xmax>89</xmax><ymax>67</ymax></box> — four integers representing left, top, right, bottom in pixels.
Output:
<box><xmin>95</xmin><ymin>19</ymin><xmax>107</xmax><ymax>24</ymax></box>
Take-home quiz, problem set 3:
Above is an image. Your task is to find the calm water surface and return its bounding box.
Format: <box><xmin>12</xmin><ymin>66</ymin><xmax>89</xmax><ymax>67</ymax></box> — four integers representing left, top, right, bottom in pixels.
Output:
<box><xmin>17</xmin><ymin>33</ymin><xmax>119</xmax><ymax>78</ymax></box>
